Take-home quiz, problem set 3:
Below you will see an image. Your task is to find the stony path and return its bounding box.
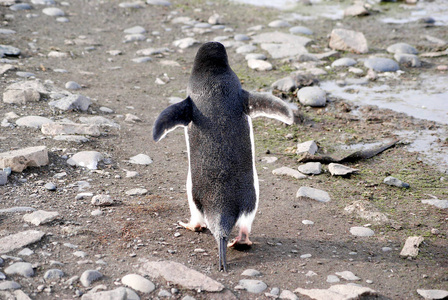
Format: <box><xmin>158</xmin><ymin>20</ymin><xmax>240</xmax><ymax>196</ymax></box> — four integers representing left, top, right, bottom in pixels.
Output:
<box><xmin>0</xmin><ymin>0</ymin><xmax>447</xmax><ymax>299</ymax></box>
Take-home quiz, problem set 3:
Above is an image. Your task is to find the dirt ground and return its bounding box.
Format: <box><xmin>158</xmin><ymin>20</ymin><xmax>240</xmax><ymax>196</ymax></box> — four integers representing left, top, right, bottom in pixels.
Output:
<box><xmin>0</xmin><ymin>0</ymin><xmax>447</xmax><ymax>299</ymax></box>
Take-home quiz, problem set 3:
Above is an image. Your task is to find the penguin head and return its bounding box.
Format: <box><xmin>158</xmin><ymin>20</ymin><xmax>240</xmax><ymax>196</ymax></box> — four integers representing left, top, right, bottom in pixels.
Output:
<box><xmin>192</xmin><ymin>42</ymin><xmax>230</xmax><ymax>74</ymax></box>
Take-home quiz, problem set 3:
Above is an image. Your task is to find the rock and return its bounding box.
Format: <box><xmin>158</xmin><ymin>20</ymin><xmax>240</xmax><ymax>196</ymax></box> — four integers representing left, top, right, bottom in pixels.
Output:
<box><xmin>53</xmin><ymin>135</ymin><xmax>89</xmax><ymax>143</ymax></box>
<box><xmin>245</xmin><ymin>53</ymin><xmax>266</xmax><ymax>61</ymax></box>
<box><xmin>81</xmin><ymin>287</ymin><xmax>139</xmax><ymax>300</ymax></box>
<box><xmin>41</xmin><ymin>123</ymin><xmax>101</xmax><ymax>136</ymax></box>
<box><xmin>289</xmin><ymin>26</ymin><xmax>313</xmax><ymax>35</ymax></box>
<box><xmin>147</xmin><ymin>0</ymin><xmax>171</xmax><ymax>5</ymax></box>
<box><xmin>173</xmin><ymin>38</ymin><xmax>198</xmax><ymax>49</ymax></box>
<box><xmin>279</xmin><ymin>290</ymin><xmax>298</xmax><ymax>300</ymax></box>
<box><xmin>271</xmin><ymin>77</ymin><xmax>296</xmax><ymax>92</ymax></box>
<box><xmin>119</xmin><ymin>1</ymin><xmax>145</xmax><ymax>8</ymax></box>
<box><xmin>344</xmin><ymin>5</ymin><xmax>369</xmax><ymax>17</ymax></box>
<box><xmin>16</xmin><ymin>116</ymin><xmax>54</xmax><ymax>128</ymax></box>
<box><xmin>0</xmin><ymin>64</ymin><xmax>16</xmax><ymax>75</ymax></box>
<box><xmin>236</xmin><ymin>279</ymin><xmax>267</xmax><ymax>293</ymax></box>
<box><xmin>121</xmin><ymin>273</ymin><xmax>155</xmax><ymax>293</ymax></box>
<box><xmin>329</xmin><ymin>29</ymin><xmax>368</xmax><ymax>54</ymax></box>
<box><xmin>302</xmin><ymin>220</ymin><xmax>314</xmax><ymax>225</ymax></box>
<box><xmin>23</xmin><ymin>210</ymin><xmax>60</xmax><ymax>226</ymax></box>
<box><xmin>234</xmin><ymin>34</ymin><xmax>250</xmax><ymax>41</ymax></box>
<box><xmin>252</xmin><ymin>32</ymin><xmax>311</xmax><ymax>59</ymax></box>
<box><xmin>328</xmin><ymin>163</ymin><xmax>358</xmax><ymax>176</ymax></box>
<box><xmin>344</xmin><ymin>200</ymin><xmax>389</xmax><ymax>223</ymax></box>
<box><xmin>158</xmin><ymin>289</ymin><xmax>172</xmax><ymax>297</ymax></box>
<box><xmin>383</xmin><ymin>176</ymin><xmax>410</xmax><ymax>188</ymax></box>
<box><xmin>129</xmin><ymin>154</ymin><xmax>153</xmax><ymax>165</ymax></box>
<box><xmin>268</xmin><ymin>20</ymin><xmax>290</xmax><ymax>28</ymax></box>
<box><xmin>0</xmin><ymin>146</ymin><xmax>49</xmax><ymax>172</ymax></box>
<box><xmin>295</xmin><ymin>284</ymin><xmax>376</xmax><ymax>300</ymax></box>
<box><xmin>10</xmin><ymin>3</ymin><xmax>32</xmax><ymax>10</ymax></box>
<box><xmin>387</xmin><ymin>42</ymin><xmax>418</xmax><ymax>55</ymax></box>
<box><xmin>364</xmin><ymin>58</ymin><xmax>399</xmax><ymax>72</ymax></box>
<box><xmin>4</xmin><ymin>262</ymin><xmax>34</xmax><ymax>277</ymax></box>
<box><xmin>125</xmin><ymin>113</ymin><xmax>141</xmax><ymax>123</ymax></box>
<box><xmin>349</xmin><ymin>226</ymin><xmax>374</xmax><ymax>237</ymax></box>
<box><xmin>3</xmin><ymin>89</ymin><xmax>40</xmax><ymax>104</ymax></box>
<box><xmin>124</xmin><ymin>34</ymin><xmax>147</xmax><ymax>43</ymax></box>
<box><xmin>296</xmin><ymin>187</ymin><xmax>331</xmax><ymax>202</ymax></box>
<box><xmin>208</xmin><ymin>13</ymin><xmax>222</xmax><ymax>25</ymax></box>
<box><xmin>65</xmin><ymin>81</ymin><xmax>82</xmax><ymax>90</ymax></box>
<box><xmin>0</xmin><ymin>281</ymin><xmax>21</xmax><ymax>290</ymax></box>
<box><xmin>394</xmin><ymin>53</ymin><xmax>421</xmax><ymax>67</ymax></box>
<box><xmin>42</xmin><ymin>7</ymin><xmax>65</xmax><ymax>16</ymax></box>
<box><xmin>326</xmin><ymin>275</ymin><xmax>340</xmax><ymax>283</ymax></box>
<box><xmin>421</xmin><ymin>199</ymin><xmax>448</xmax><ymax>209</ymax></box>
<box><xmin>18</xmin><ymin>248</ymin><xmax>34</xmax><ymax>256</ymax></box>
<box><xmin>298</xmin><ymin>162</ymin><xmax>321</xmax><ymax>175</ymax></box>
<box><xmin>261</xmin><ymin>157</ymin><xmax>277</xmax><ymax>163</ymax></box>
<box><xmin>248</xmin><ymin>59</ymin><xmax>272</xmax><ymax>71</ymax></box>
<box><xmin>416</xmin><ymin>289</ymin><xmax>448</xmax><ymax>299</ymax></box>
<box><xmin>126</xmin><ymin>188</ymin><xmax>148</xmax><ymax>196</ymax></box>
<box><xmin>0</xmin><ymin>170</ymin><xmax>7</xmax><ymax>186</ymax></box>
<box><xmin>236</xmin><ymin>44</ymin><xmax>257</xmax><ymax>54</ymax></box>
<box><xmin>331</xmin><ymin>57</ymin><xmax>357</xmax><ymax>68</ymax></box>
<box><xmin>79</xmin><ymin>116</ymin><xmax>119</xmax><ymax>128</ymax></box>
<box><xmin>44</xmin><ymin>269</ymin><xmax>64</xmax><ymax>280</ymax></box>
<box><xmin>297</xmin><ymin>86</ymin><xmax>326</xmax><ymax>107</ymax></box>
<box><xmin>124</xmin><ymin>25</ymin><xmax>146</xmax><ymax>34</ymax></box>
<box><xmin>335</xmin><ymin>271</ymin><xmax>361</xmax><ymax>281</ymax></box>
<box><xmin>241</xmin><ymin>269</ymin><xmax>261</xmax><ymax>277</ymax></box>
<box><xmin>296</xmin><ymin>140</ymin><xmax>318</xmax><ymax>155</ymax></box>
<box><xmin>272</xmin><ymin>167</ymin><xmax>307</xmax><ymax>179</ymax></box>
<box><xmin>139</xmin><ymin>260</ymin><xmax>224</xmax><ymax>292</ymax></box>
<box><xmin>32</xmin><ymin>0</ymin><xmax>56</xmax><ymax>4</ymax></box>
<box><xmin>67</xmin><ymin>151</ymin><xmax>104</xmax><ymax>170</ymax></box>
<box><xmin>0</xmin><ymin>45</ymin><xmax>21</xmax><ymax>57</ymax></box>
<box><xmin>400</xmin><ymin>236</ymin><xmax>424</xmax><ymax>258</ymax></box>
<box><xmin>0</xmin><ymin>207</ymin><xmax>35</xmax><ymax>214</ymax></box>
<box><xmin>48</xmin><ymin>94</ymin><xmax>92</xmax><ymax>111</ymax></box>
<box><xmin>44</xmin><ymin>182</ymin><xmax>57</xmax><ymax>191</ymax></box>
<box><xmin>91</xmin><ymin>194</ymin><xmax>114</xmax><ymax>206</ymax></box>
<box><xmin>80</xmin><ymin>270</ymin><xmax>103</xmax><ymax>287</ymax></box>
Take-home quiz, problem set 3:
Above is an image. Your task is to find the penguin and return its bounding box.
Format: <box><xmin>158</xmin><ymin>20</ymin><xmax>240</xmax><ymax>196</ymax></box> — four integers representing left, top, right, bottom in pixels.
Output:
<box><xmin>153</xmin><ymin>42</ymin><xmax>294</xmax><ymax>271</ymax></box>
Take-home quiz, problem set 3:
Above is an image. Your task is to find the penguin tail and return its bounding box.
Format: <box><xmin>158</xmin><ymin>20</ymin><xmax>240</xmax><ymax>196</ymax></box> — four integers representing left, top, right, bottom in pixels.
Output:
<box><xmin>218</xmin><ymin>236</ymin><xmax>228</xmax><ymax>272</ymax></box>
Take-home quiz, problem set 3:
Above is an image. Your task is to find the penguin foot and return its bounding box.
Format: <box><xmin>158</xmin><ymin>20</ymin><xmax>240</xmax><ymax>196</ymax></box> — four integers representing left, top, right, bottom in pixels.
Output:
<box><xmin>227</xmin><ymin>232</ymin><xmax>253</xmax><ymax>250</ymax></box>
<box><xmin>178</xmin><ymin>221</ymin><xmax>206</xmax><ymax>232</ymax></box>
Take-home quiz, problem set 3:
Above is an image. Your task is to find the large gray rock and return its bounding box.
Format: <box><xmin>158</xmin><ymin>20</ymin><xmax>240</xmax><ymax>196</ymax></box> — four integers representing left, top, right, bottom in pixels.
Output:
<box><xmin>0</xmin><ymin>281</ymin><xmax>21</xmax><ymax>290</ymax></box>
<box><xmin>247</xmin><ymin>59</ymin><xmax>272</xmax><ymax>71</ymax></box>
<box><xmin>67</xmin><ymin>151</ymin><xmax>104</xmax><ymax>170</ymax></box>
<box><xmin>328</xmin><ymin>163</ymin><xmax>358</xmax><ymax>176</ymax></box>
<box><xmin>298</xmin><ymin>162</ymin><xmax>322</xmax><ymax>175</ymax></box>
<box><xmin>16</xmin><ymin>116</ymin><xmax>54</xmax><ymax>128</ymax></box>
<box><xmin>139</xmin><ymin>260</ymin><xmax>224</xmax><ymax>292</ymax></box>
<box><xmin>23</xmin><ymin>210</ymin><xmax>60</xmax><ymax>226</ymax></box>
<box><xmin>344</xmin><ymin>4</ymin><xmax>369</xmax><ymax>17</ymax></box>
<box><xmin>81</xmin><ymin>287</ymin><xmax>140</xmax><ymax>300</ymax></box>
<box><xmin>349</xmin><ymin>227</ymin><xmax>374</xmax><ymax>237</ymax></box>
<box><xmin>0</xmin><ymin>45</ymin><xmax>21</xmax><ymax>57</ymax></box>
<box><xmin>0</xmin><ymin>230</ymin><xmax>45</xmax><ymax>254</ymax></box>
<box><xmin>296</xmin><ymin>140</ymin><xmax>318</xmax><ymax>155</ymax></box>
<box><xmin>329</xmin><ymin>29</ymin><xmax>368</xmax><ymax>54</ymax></box>
<box><xmin>41</xmin><ymin>122</ymin><xmax>101</xmax><ymax>136</ymax></box>
<box><xmin>295</xmin><ymin>284</ymin><xmax>376</xmax><ymax>300</ymax></box>
<box><xmin>48</xmin><ymin>94</ymin><xmax>91</xmax><ymax>111</ymax></box>
<box><xmin>236</xmin><ymin>279</ymin><xmax>267</xmax><ymax>293</ymax></box>
<box><xmin>0</xmin><ymin>146</ymin><xmax>49</xmax><ymax>172</ymax></box>
<box><xmin>416</xmin><ymin>289</ymin><xmax>448</xmax><ymax>300</ymax></box>
<box><xmin>297</xmin><ymin>86</ymin><xmax>326</xmax><ymax>107</ymax></box>
<box><xmin>421</xmin><ymin>199</ymin><xmax>448</xmax><ymax>209</ymax></box>
<box><xmin>4</xmin><ymin>262</ymin><xmax>34</xmax><ymax>277</ymax></box>
<box><xmin>80</xmin><ymin>270</ymin><xmax>103</xmax><ymax>287</ymax></box>
<box><xmin>121</xmin><ymin>274</ymin><xmax>155</xmax><ymax>293</ymax></box>
<box><xmin>272</xmin><ymin>167</ymin><xmax>307</xmax><ymax>179</ymax></box>
<box><xmin>387</xmin><ymin>42</ymin><xmax>418</xmax><ymax>54</ymax></box>
<box><xmin>364</xmin><ymin>58</ymin><xmax>399</xmax><ymax>72</ymax></box>
<box><xmin>394</xmin><ymin>53</ymin><xmax>421</xmax><ymax>67</ymax></box>
<box><xmin>3</xmin><ymin>89</ymin><xmax>40</xmax><ymax>104</ymax></box>
<box><xmin>271</xmin><ymin>77</ymin><xmax>296</xmax><ymax>92</ymax></box>
<box><xmin>296</xmin><ymin>187</ymin><xmax>331</xmax><ymax>202</ymax></box>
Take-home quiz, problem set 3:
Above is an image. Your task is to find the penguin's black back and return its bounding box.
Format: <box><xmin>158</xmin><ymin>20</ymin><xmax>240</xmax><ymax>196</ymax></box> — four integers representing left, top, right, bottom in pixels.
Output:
<box><xmin>187</xmin><ymin>42</ymin><xmax>256</xmax><ymax>238</ymax></box>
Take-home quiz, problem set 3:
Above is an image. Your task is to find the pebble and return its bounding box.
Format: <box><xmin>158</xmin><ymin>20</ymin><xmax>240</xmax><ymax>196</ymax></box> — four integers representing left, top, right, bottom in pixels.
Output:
<box><xmin>124</xmin><ymin>25</ymin><xmax>146</xmax><ymax>34</ymax></box>
<box><xmin>302</xmin><ymin>220</ymin><xmax>314</xmax><ymax>225</ymax></box>
<box><xmin>4</xmin><ymin>262</ymin><xmax>34</xmax><ymax>277</ymax></box>
<box><xmin>80</xmin><ymin>270</ymin><xmax>103</xmax><ymax>287</ymax></box>
<box><xmin>121</xmin><ymin>273</ymin><xmax>155</xmax><ymax>293</ymax></box>
<box><xmin>16</xmin><ymin>71</ymin><xmax>35</xmax><ymax>78</ymax></box>
<box><xmin>67</xmin><ymin>151</ymin><xmax>104</xmax><ymax>170</ymax></box>
<box><xmin>18</xmin><ymin>248</ymin><xmax>34</xmax><ymax>256</ymax></box>
<box><xmin>172</xmin><ymin>37</ymin><xmax>198</xmax><ymax>49</ymax></box>
<box><xmin>364</xmin><ymin>58</ymin><xmax>399</xmax><ymax>72</ymax></box>
<box><xmin>268</xmin><ymin>20</ymin><xmax>290</xmax><ymax>28</ymax></box>
<box><xmin>236</xmin><ymin>279</ymin><xmax>267</xmax><ymax>293</ymax></box>
<box><xmin>383</xmin><ymin>176</ymin><xmax>410</xmax><ymax>188</ymax></box>
<box><xmin>23</xmin><ymin>210</ymin><xmax>60</xmax><ymax>226</ymax></box>
<box><xmin>416</xmin><ymin>289</ymin><xmax>448</xmax><ymax>300</ymax></box>
<box><xmin>248</xmin><ymin>59</ymin><xmax>272</xmax><ymax>71</ymax></box>
<box><xmin>124</xmin><ymin>33</ymin><xmax>147</xmax><ymax>43</ymax></box>
<box><xmin>125</xmin><ymin>188</ymin><xmax>148</xmax><ymax>196</ymax></box>
<box><xmin>298</xmin><ymin>162</ymin><xmax>322</xmax><ymax>175</ymax></box>
<box><xmin>16</xmin><ymin>116</ymin><xmax>54</xmax><ymax>128</ymax></box>
<box><xmin>301</xmin><ymin>254</ymin><xmax>312</xmax><ymax>259</ymax></box>
<box><xmin>328</xmin><ymin>163</ymin><xmax>358</xmax><ymax>176</ymax></box>
<box><xmin>147</xmin><ymin>0</ymin><xmax>171</xmax><ymax>5</ymax></box>
<box><xmin>91</xmin><ymin>209</ymin><xmax>103</xmax><ymax>216</ymax></box>
<box><xmin>272</xmin><ymin>167</ymin><xmax>307</xmax><ymax>179</ymax></box>
<box><xmin>132</xmin><ymin>56</ymin><xmax>152</xmax><ymax>63</ymax></box>
<box><xmin>387</xmin><ymin>42</ymin><xmax>418</xmax><ymax>55</ymax></box>
<box><xmin>335</xmin><ymin>270</ymin><xmax>361</xmax><ymax>281</ymax></box>
<box><xmin>296</xmin><ymin>186</ymin><xmax>331</xmax><ymax>202</ymax></box>
<box><xmin>329</xmin><ymin>28</ymin><xmax>368</xmax><ymax>54</ymax></box>
<box><xmin>297</xmin><ymin>86</ymin><xmax>327</xmax><ymax>107</ymax></box>
<box><xmin>129</xmin><ymin>154</ymin><xmax>153</xmax><ymax>165</ymax></box>
<box><xmin>119</xmin><ymin>1</ymin><xmax>145</xmax><ymax>9</ymax></box>
<box><xmin>421</xmin><ymin>199</ymin><xmax>448</xmax><ymax>209</ymax></box>
<box><xmin>236</xmin><ymin>44</ymin><xmax>257</xmax><ymax>54</ymax></box>
<box><xmin>350</xmin><ymin>226</ymin><xmax>374</xmax><ymax>237</ymax></box>
<box><xmin>44</xmin><ymin>182</ymin><xmax>57</xmax><ymax>191</ymax></box>
<box><xmin>241</xmin><ymin>269</ymin><xmax>261</xmax><ymax>277</ymax></box>
<box><xmin>10</xmin><ymin>3</ymin><xmax>32</xmax><ymax>10</ymax></box>
<box><xmin>344</xmin><ymin>4</ymin><xmax>369</xmax><ymax>17</ymax></box>
<box><xmin>296</xmin><ymin>140</ymin><xmax>318</xmax><ymax>155</ymax></box>
<box><xmin>100</xmin><ymin>106</ymin><xmax>114</xmax><ymax>113</ymax></box>
<box><xmin>382</xmin><ymin>247</ymin><xmax>392</xmax><ymax>252</ymax></box>
<box><xmin>91</xmin><ymin>194</ymin><xmax>114</xmax><ymax>206</ymax></box>
<box><xmin>394</xmin><ymin>53</ymin><xmax>421</xmax><ymax>67</ymax></box>
<box><xmin>331</xmin><ymin>57</ymin><xmax>357</xmax><ymax>68</ymax></box>
<box><xmin>289</xmin><ymin>26</ymin><xmax>313</xmax><ymax>35</ymax></box>
<box><xmin>0</xmin><ymin>281</ymin><xmax>21</xmax><ymax>290</ymax></box>
<box><xmin>245</xmin><ymin>53</ymin><xmax>266</xmax><ymax>61</ymax></box>
<box><xmin>261</xmin><ymin>156</ymin><xmax>277</xmax><ymax>163</ymax></box>
<box><xmin>42</xmin><ymin>7</ymin><xmax>65</xmax><ymax>16</ymax></box>
<box><xmin>44</xmin><ymin>269</ymin><xmax>64</xmax><ymax>280</ymax></box>
<box><xmin>65</xmin><ymin>81</ymin><xmax>82</xmax><ymax>90</ymax></box>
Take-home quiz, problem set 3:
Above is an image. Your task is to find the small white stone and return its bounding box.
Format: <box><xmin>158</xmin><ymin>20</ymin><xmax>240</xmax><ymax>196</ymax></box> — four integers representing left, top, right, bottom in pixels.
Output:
<box><xmin>335</xmin><ymin>271</ymin><xmax>361</xmax><ymax>281</ymax></box>
<box><xmin>350</xmin><ymin>226</ymin><xmax>374</xmax><ymax>237</ymax></box>
<box><xmin>248</xmin><ymin>59</ymin><xmax>272</xmax><ymax>71</ymax></box>
<box><xmin>302</xmin><ymin>220</ymin><xmax>314</xmax><ymax>225</ymax></box>
<box><xmin>91</xmin><ymin>194</ymin><xmax>113</xmax><ymax>206</ymax></box>
<box><xmin>121</xmin><ymin>273</ymin><xmax>155</xmax><ymax>293</ymax></box>
<box><xmin>129</xmin><ymin>154</ymin><xmax>153</xmax><ymax>165</ymax></box>
<box><xmin>241</xmin><ymin>269</ymin><xmax>261</xmax><ymax>277</ymax></box>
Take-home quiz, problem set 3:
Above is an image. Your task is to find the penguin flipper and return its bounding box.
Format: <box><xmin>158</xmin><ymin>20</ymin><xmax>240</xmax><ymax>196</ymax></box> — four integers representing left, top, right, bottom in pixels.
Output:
<box><xmin>245</xmin><ymin>91</ymin><xmax>294</xmax><ymax>125</ymax></box>
<box><xmin>153</xmin><ymin>97</ymin><xmax>193</xmax><ymax>142</ymax></box>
